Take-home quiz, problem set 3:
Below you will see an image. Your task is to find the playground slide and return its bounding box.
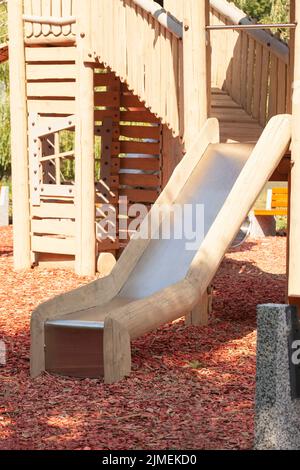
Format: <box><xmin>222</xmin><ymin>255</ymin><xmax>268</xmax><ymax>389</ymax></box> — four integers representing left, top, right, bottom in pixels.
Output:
<box><xmin>30</xmin><ymin>115</ymin><xmax>292</xmax><ymax>384</ymax></box>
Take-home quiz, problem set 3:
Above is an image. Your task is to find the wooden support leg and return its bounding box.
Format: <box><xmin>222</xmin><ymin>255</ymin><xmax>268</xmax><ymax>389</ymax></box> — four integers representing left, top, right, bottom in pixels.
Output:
<box><xmin>75</xmin><ymin>4</ymin><xmax>96</xmax><ymax>276</ymax></box>
<box><xmin>186</xmin><ymin>286</ymin><xmax>213</xmax><ymax>326</ymax></box>
<box><xmin>288</xmin><ymin>1</ymin><xmax>300</xmax><ymax>305</ymax></box>
<box><xmin>8</xmin><ymin>0</ymin><xmax>31</xmax><ymax>270</ymax></box>
<box><xmin>103</xmin><ymin>317</ymin><xmax>131</xmax><ymax>384</ymax></box>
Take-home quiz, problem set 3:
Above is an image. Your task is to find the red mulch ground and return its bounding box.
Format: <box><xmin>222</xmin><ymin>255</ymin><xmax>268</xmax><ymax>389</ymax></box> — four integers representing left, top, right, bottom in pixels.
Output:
<box><xmin>0</xmin><ymin>227</ymin><xmax>287</xmax><ymax>450</ymax></box>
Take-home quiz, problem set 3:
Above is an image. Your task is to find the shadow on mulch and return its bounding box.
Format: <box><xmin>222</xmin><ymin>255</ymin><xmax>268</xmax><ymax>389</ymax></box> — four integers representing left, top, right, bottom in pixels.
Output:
<box><xmin>0</xmin><ymin>234</ymin><xmax>287</xmax><ymax>450</ymax></box>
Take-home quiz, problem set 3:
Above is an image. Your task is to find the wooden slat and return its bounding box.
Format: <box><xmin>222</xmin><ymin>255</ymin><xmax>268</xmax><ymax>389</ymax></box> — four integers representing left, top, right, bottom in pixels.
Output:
<box><xmin>31</xmin><ymin>202</ymin><xmax>75</xmax><ymax>219</ymax></box>
<box><xmin>94</xmin><ymin>72</ymin><xmax>119</xmax><ymax>87</ymax></box>
<box><xmin>253</xmin><ymin>43</ymin><xmax>263</xmax><ymax>120</ymax></box>
<box><xmin>120</xmin><ymin>141</ymin><xmax>160</xmax><ymax>154</ymax></box>
<box><xmin>272</xmin><ymin>187</ymin><xmax>288</xmax><ymax>194</ymax></box>
<box><xmin>27</xmin><ymin>99</ymin><xmax>75</xmax><ymax>115</ymax></box>
<box><xmin>254</xmin><ymin>209</ymin><xmax>287</xmax><ymax>216</ymax></box>
<box><xmin>119</xmin><ymin>188</ymin><xmax>159</xmax><ymax>203</ymax></box>
<box><xmin>246</xmin><ymin>38</ymin><xmax>255</xmax><ymax>115</ymax></box>
<box><xmin>25</xmin><ymin>46</ymin><xmax>76</xmax><ymax>62</ymax></box>
<box><xmin>120</xmin><ymin>125</ymin><xmax>161</xmax><ymax>140</ymax></box>
<box><xmin>118</xmin><ymin>156</ymin><xmax>160</xmax><ymax>171</ymax></box>
<box><xmin>94</xmin><ymin>109</ymin><xmax>121</xmax><ymax>122</ymax></box>
<box><xmin>40</xmin><ymin>184</ymin><xmax>75</xmax><ymax>198</ymax></box>
<box><xmin>27</xmin><ymin>81</ymin><xmax>76</xmax><ymax>98</ymax></box>
<box><xmin>31</xmin><ymin>219</ymin><xmax>75</xmax><ymax>236</ymax></box>
<box><xmin>240</xmin><ymin>32</ymin><xmax>248</xmax><ymax>109</ymax></box>
<box><xmin>94</xmin><ymin>91</ymin><xmax>120</xmax><ymax>107</ymax></box>
<box><xmin>120</xmin><ymin>110</ymin><xmax>159</xmax><ymax>124</ymax></box>
<box><xmin>121</xmin><ymin>93</ymin><xmax>143</xmax><ymax>108</ymax></box>
<box><xmin>277</xmin><ymin>61</ymin><xmax>287</xmax><ymax>114</ymax></box>
<box><xmin>32</xmin><ymin>236</ymin><xmax>76</xmax><ymax>255</ymax></box>
<box><xmin>259</xmin><ymin>48</ymin><xmax>270</xmax><ymax>126</ymax></box>
<box><xmin>271</xmin><ymin>200</ymin><xmax>288</xmax><ymax>208</ymax></box>
<box><xmin>268</xmin><ymin>55</ymin><xmax>279</xmax><ymax>121</ymax></box>
<box><xmin>119</xmin><ymin>173</ymin><xmax>160</xmax><ymax>188</ymax></box>
<box><xmin>26</xmin><ymin>64</ymin><xmax>76</xmax><ymax>80</ymax></box>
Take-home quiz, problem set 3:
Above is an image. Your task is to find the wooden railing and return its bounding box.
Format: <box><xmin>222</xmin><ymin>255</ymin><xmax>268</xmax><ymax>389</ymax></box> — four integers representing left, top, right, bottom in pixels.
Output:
<box><xmin>22</xmin><ymin>0</ymin><xmax>291</xmax><ymax>133</ymax></box>
<box><xmin>82</xmin><ymin>0</ymin><xmax>183</xmax><ymax>138</ymax></box>
<box><xmin>210</xmin><ymin>0</ymin><xmax>290</xmax><ymax>127</ymax></box>
<box><xmin>23</xmin><ymin>0</ymin><xmax>76</xmax><ymax>39</ymax></box>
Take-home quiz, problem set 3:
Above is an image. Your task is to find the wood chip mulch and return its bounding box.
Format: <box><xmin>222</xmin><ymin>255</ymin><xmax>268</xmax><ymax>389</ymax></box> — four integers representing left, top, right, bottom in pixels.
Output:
<box><xmin>0</xmin><ymin>227</ymin><xmax>287</xmax><ymax>450</ymax></box>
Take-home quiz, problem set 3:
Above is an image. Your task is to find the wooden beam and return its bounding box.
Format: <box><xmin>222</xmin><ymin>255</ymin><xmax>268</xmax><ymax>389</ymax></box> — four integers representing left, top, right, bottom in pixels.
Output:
<box><xmin>182</xmin><ymin>0</ymin><xmax>210</xmax><ymax>322</ymax></box>
<box><xmin>183</xmin><ymin>0</ymin><xmax>209</xmax><ymax>150</ymax></box>
<box><xmin>75</xmin><ymin>0</ymin><xmax>96</xmax><ymax>276</ymax></box>
<box><xmin>8</xmin><ymin>0</ymin><xmax>31</xmax><ymax>270</ymax></box>
<box><xmin>288</xmin><ymin>2</ymin><xmax>300</xmax><ymax>301</ymax></box>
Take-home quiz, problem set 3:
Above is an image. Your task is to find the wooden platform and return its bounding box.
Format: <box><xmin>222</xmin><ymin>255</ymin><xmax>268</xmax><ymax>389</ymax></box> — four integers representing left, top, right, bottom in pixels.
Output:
<box><xmin>211</xmin><ymin>88</ymin><xmax>263</xmax><ymax>144</ymax></box>
<box><xmin>0</xmin><ymin>43</ymin><xmax>8</xmax><ymax>63</ymax></box>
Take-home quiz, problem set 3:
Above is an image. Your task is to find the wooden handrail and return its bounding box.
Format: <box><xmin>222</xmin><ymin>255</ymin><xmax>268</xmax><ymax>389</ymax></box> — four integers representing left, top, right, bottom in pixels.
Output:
<box><xmin>210</xmin><ymin>0</ymin><xmax>289</xmax><ymax>64</ymax></box>
<box><xmin>210</xmin><ymin>0</ymin><xmax>291</xmax><ymax>127</ymax></box>
<box><xmin>207</xmin><ymin>23</ymin><xmax>297</xmax><ymax>31</ymax></box>
<box><xmin>131</xmin><ymin>0</ymin><xmax>183</xmax><ymax>38</ymax></box>
<box><xmin>23</xmin><ymin>15</ymin><xmax>76</xmax><ymax>26</ymax></box>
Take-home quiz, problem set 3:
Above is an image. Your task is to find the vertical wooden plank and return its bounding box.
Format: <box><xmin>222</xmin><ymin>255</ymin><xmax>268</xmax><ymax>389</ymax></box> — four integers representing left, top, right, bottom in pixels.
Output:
<box><xmin>62</xmin><ymin>0</ymin><xmax>72</xmax><ymax>36</ymax></box>
<box><xmin>24</xmin><ymin>0</ymin><xmax>33</xmax><ymax>37</ymax></box>
<box><xmin>8</xmin><ymin>0</ymin><xmax>31</xmax><ymax>270</ymax></box>
<box><xmin>183</xmin><ymin>0</ymin><xmax>208</xmax><ymax>150</ymax></box>
<box><xmin>246</xmin><ymin>37</ymin><xmax>255</xmax><ymax>115</ymax></box>
<box><xmin>54</xmin><ymin>133</ymin><xmax>61</xmax><ymax>185</ymax></box>
<box><xmin>41</xmin><ymin>134</ymin><xmax>56</xmax><ymax>184</ymax></box>
<box><xmin>75</xmin><ymin>0</ymin><xmax>96</xmax><ymax>276</ymax></box>
<box><xmin>32</xmin><ymin>0</ymin><xmax>42</xmax><ymax>37</ymax></box>
<box><xmin>268</xmin><ymin>55</ymin><xmax>279</xmax><ymax>120</ymax></box>
<box><xmin>240</xmin><ymin>32</ymin><xmax>248</xmax><ymax>109</ymax></box>
<box><xmin>171</xmin><ymin>34</ymin><xmax>179</xmax><ymax>136</ymax></box>
<box><xmin>160</xmin><ymin>25</ymin><xmax>167</xmax><ymax>123</ymax></box>
<box><xmin>231</xmin><ymin>31</ymin><xmax>242</xmax><ymax>104</ymax></box>
<box><xmin>224</xmin><ymin>18</ymin><xmax>234</xmax><ymax>95</ymax></box>
<box><xmin>71</xmin><ymin>0</ymin><xmax>76</xmax><ymax>35</ymax></box>
<box><xmin>253</xmin><ymin>43</ymin><xmax>263</xmax><ymax>120</ymax></box>
<box><xmin>41</xmin><ymin>0</ymin><xmax>51</xmax><ymax>36</ymax></box>
<box><xmin>51</xmin><ymin>0</ymin><xmax>62</xmax><ymax>37</ymax></box>
<box><xmin>277</xmin><ymin>61</ymin><xmax>287</xmax><ymax>114</ymax></box>
<box><xmin>289</xmin><ymin>1</ymin><xmax>300</xmax><ymax>302</ymax></box>
<box><xmin>259</xmin><ymin>48</ymin><xmax>270</xmax><ymax>126</ymax></box>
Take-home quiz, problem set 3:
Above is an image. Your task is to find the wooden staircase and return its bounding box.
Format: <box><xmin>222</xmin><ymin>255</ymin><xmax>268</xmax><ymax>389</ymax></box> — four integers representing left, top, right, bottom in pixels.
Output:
<box><xmin>76</xmin><ymin>0</ymin><xmax>288</xmax><ymax>146</ymax></box>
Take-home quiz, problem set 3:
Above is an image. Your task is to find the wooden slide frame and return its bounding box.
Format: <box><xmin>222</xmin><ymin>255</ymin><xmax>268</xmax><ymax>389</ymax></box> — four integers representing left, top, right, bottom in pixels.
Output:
<box><xmin>31</xmin><ymin>115</ymin><xmax>291</xmax><ymax>383</ymax></box>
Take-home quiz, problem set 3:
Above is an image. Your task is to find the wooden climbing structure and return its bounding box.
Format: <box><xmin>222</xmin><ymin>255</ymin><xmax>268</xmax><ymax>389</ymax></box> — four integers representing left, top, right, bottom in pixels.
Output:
<box><xmin>4</xmin><ymin>0</ymin><xmax>300</xmax><ymax>314</ymax></box>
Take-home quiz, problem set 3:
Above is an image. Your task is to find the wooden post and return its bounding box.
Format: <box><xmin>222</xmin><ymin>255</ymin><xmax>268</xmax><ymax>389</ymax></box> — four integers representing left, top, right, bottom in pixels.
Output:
<box><xmin>7</xmin><ymin>0</ymin><xmax>31</xmax><ymax>270</ymax></box>
<box><xmin>288</xmin><ymin>1</ymin><xmax>300</xmax><ymax>304</ymax></box>
<box><xmin>185</xmin><ymin>286</ymin><xmax>213</xmax><ymax>326</ymax></box>
<box><xmin>183</xmin><ymin>0</ymin><xmax>209</xmax><ymax>150</ymax></box>
<box><xmin>182</xmin><ymin>0</ymin><xmax>211</xmax><ymax>325</ymax></box>
<box><xmin>75</xmin><ymin>0</ymin><xmax>96</xmax><ymax>276</ymax></box>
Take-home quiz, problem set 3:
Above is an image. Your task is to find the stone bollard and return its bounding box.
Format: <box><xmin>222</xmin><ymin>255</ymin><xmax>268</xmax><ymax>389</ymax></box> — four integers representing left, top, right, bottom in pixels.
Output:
<box><xmin>255</xmin><ymin>304</ymin><xmax>300</xmax><ymax>450</ymax></box>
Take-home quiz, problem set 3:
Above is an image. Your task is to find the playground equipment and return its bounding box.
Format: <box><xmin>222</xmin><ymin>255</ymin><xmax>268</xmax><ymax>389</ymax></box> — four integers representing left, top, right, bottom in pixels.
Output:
<box><xmin>34</xmin><ymin>115</ymin><xmax>291</xmax><ymax>383</ymax></box>
<box><xmin>3</xmin><ymin>0</ymin><xmax>300</xmax><ymax>381</ymax></box>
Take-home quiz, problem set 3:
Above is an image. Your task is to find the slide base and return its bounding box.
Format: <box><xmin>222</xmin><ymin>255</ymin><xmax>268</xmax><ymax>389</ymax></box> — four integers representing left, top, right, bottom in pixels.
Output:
<box><xmin>45</xmin><ymin>320</ymin><xmax>105</xmax><ymax>378</ymax></box>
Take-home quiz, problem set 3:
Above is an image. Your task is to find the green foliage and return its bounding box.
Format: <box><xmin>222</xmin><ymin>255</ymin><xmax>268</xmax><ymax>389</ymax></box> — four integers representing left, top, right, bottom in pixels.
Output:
<box><xmin>233</xmin><ymin>0</ymin><xmax>272</xmax><ymax>20</ymax></box>
<box><xmin>233</xmin><ymin>0</ymin><xmax>289</xmax><ymax>40</ymax></box>
<box><xmin>0</xmin><ymin>76</ymin><xmax>10</xmax><ymax>181</ymax></box>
